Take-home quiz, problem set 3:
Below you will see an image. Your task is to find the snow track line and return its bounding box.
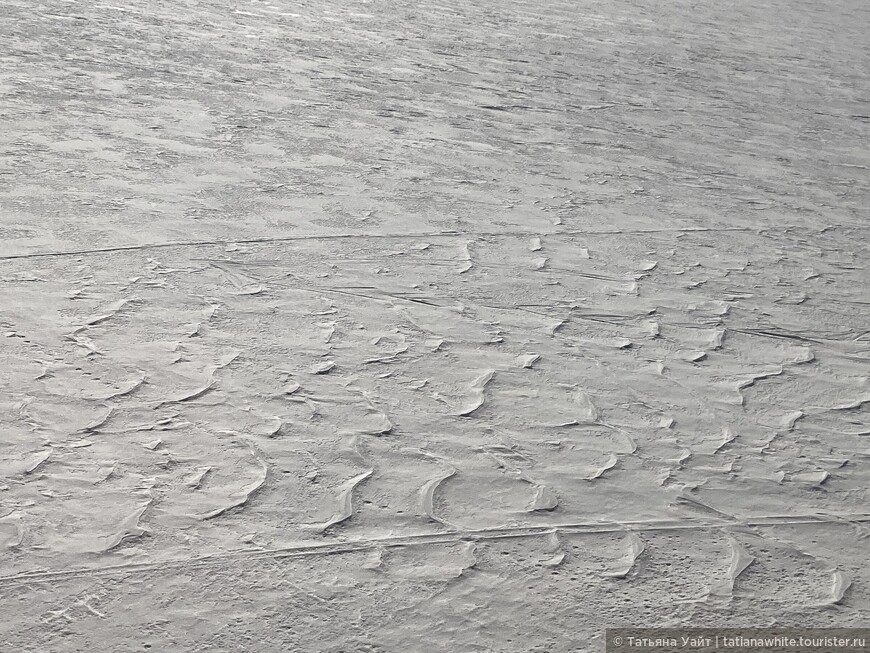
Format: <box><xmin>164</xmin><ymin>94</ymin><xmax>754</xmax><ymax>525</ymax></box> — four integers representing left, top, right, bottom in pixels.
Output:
<box><xmin>3</xmin><ymin>511</ymin><xmax>868</xmax><ymax>585</ymax></box>
<box><xmin>0</xmin><ymin>225</ymin><xmax>841</xmax><ymax>262</ymax></box>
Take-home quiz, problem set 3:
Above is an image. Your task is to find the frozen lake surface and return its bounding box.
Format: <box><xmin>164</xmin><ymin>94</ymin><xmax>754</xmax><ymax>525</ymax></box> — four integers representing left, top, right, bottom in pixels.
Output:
<box><xmin>1</xmin><ymin>0</ymin><xmax>868</xmax><ymax>650</ymax></box>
